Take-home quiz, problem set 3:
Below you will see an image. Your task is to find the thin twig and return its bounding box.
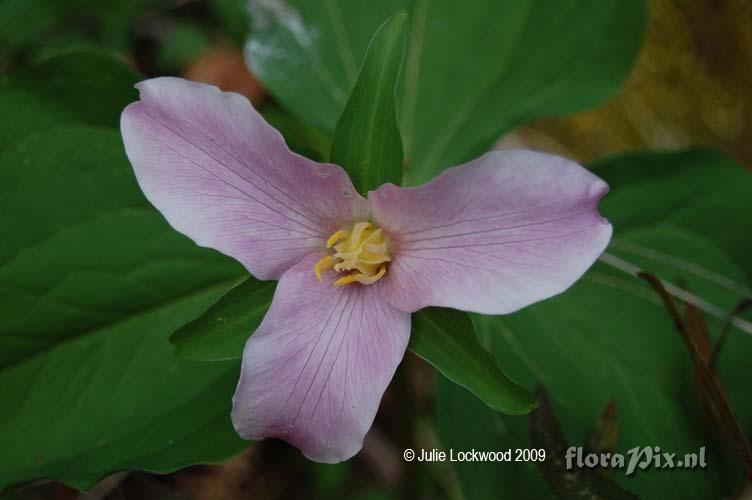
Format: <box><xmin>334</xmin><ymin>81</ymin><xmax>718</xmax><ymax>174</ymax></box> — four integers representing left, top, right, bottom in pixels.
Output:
<box><xmin>639</xmin><ymin>272</ymin><xmax>752</xmax><ymax>481</ymax></box>
<box><xmin>710</xmin><ymin>299</ymin><xmax>752</xmax><ymax>370</ymax></box>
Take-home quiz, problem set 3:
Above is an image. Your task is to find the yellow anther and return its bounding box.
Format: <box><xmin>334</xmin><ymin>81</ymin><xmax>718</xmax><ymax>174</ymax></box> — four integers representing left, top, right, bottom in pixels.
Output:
<box><xmin>326</xmin><ymin>230</ymin><xmax>350</xmax><ymax>248</ymax></box>
<box><xmin>334</xmin><ymin>273</ymin><xmax>361</xmax><ymax>286</ymax></box>
<box><xmin>354</xmin><ymin>265</ymin><xmax>386</xmax><ymax>285</ymax></box>
<box><xmin>314</xmin><ymin>255</ymin><xmax>337</xmax><ymax>281</ymax></box>
<box><xmin>315</xmin><ymin>221</ymin><xmax>391</xmax><ymax>286</ymax></box>
<box><xmin>348</xmin><ymin>222</ymin><xmax>371</xmax><ymax>248</ymax></box>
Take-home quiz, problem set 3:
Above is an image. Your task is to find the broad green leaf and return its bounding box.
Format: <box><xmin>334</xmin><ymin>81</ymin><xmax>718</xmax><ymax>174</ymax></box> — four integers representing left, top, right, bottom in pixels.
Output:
<box><xmin>0</xmin><ymin>127</ymin><xmax>247</xmax><ymax>492</ymax></box>
<box><xmin>246</xmin><ymin>0</ymin><xmax>646</xmax><ymax>184</ymax></box>
<box><xmin>592</xmin><ymin>149</ymin><xmax>752</xmax><ymax>290</ymax></box>
<box><xmin>439</xmin><ymin>266</ymin><xmax>741</xmax><ymax>499</ymax></box>
<box><xmin>170</xmin><ymin>286</ymin><xmax>536</xmax><ymax>416</ymax></box>
<box><xmin>330</xmin><ymin>13</ymin><xmax>406</xmax><ymax>193</ymax></box>
<box><xmin>171</xmin><ymin>277</ymin><xmax>276</xmax><ymax>361</ymax></box>
<box><xmin>0</xmin><ymin>49</ymin><xmax>139</xmax><ymax>150</ymax></box>
<box><xmin>438</xmin><ymin>149</ymin><xmax>752</xmax><ymax>499</ymax></box>
<box><xmin>262</xmin><ymin>104</ymin><xmax>331</xmax><ymax>160</ymax></box>
<box><xmin>410</xmin><ymin>307</ymin><xmax>535</xmax><ymax>415</ymax></box>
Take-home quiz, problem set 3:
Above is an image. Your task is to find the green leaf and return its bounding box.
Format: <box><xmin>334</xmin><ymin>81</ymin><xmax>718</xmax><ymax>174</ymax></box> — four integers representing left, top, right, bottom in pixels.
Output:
<box><xmin>170</xmin><ymin>275</ymin><xmax>535</xmax><ymax>419</ymax></box>
<box><xmin>171</xmin><ymin>277</ymin><xmax>276</xmax><ymax>361</ymax></box>
<box><xmin>437</xmin><ymin>375</ymin><xmax>553</xmax><ymax>500</ymax></box>
<box><xmin>0</xmin><ymin>49</ymin><xmax>139</xmax><ymax>150</ymax></box>
<box><xmin>246</xmin><ymin>0</ymin><xmax>646</xmax><ymax>184</ymax></box>
<box><xmin>410</xmin><ymin>307</ymin><xmax>535</xmax><ymax>415</ymax></box>
<box><xmin>438</xmin><ymin>149</ymin><xmax>752</xmax><ymax>499</ymax></box>
<box><xmin>0</xmin><ymin>127</ymin><xmax>248</xmax><ymax>492</ymax></box>
<box><xmin>170</xmin><ymin>285</ymin><xmax>536</xmax><ymax>416</ymax></box>
<box><xmin>262</xmin><ymin>104</ymin><xmax>332</xmax><ymax>160</ymax></box>
<box><xmin>439</xmin><ymin>267</ymin><xmax>734</xmax><ymax>499</ymax></box>
<box><xmin>329</xmin><ymin>13</ymin><xmax>406</xmax><ymax>193</ymax></box>
<box><xmin>592</xmin><ymin>149</ymin><xmax>752</xmax><ymax>291</ymax></box>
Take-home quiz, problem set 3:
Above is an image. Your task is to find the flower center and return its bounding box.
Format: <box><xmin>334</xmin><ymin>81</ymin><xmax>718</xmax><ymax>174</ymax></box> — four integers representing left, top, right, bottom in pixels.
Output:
<box><xmin>314</xmin><ymin>221</ymin><xmax>391</xmax><ymax>286</ymax></box>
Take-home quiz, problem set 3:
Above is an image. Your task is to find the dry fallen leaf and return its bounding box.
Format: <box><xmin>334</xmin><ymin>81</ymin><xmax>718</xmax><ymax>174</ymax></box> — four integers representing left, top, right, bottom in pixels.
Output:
<box><xmin>184</xmin><ymin>45</ymin><xmax>266</xmax><ymax>105</ymax></box>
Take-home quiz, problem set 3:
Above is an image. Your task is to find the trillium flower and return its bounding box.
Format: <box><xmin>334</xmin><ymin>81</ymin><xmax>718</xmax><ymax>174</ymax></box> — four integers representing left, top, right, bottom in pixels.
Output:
<box><xmin>121</xmin><ymin>77</ymin><xmax>612</xmax><ymax>463</ymax></box>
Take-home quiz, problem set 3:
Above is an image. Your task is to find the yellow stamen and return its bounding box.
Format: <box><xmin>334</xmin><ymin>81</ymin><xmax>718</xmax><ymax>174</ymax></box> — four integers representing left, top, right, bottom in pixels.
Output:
<box><xmin>334</xmin><ymin>273</ymin><xmax>361</xmax><ymax>286</ymax></box>
<box><xmin>354</xmin><ymin>265</ymin><xmax>386</xmax><ymax>285</ymax></box>
<box><xmin>348</xmin><ymin>222</ymin><xmax>371</xmax><ymax>247</ymax></box>
<box><xmin>314</xmin><ymin>255</ymin><xmax>337</xmax><ymax>281</ymax></box>
<box><xmin>315</xmin><ymin>221</ymin><xmax>391</xmax><ymax>286</ymax></box>
<box><xmin>326</xmin><ymin>230</ymin><xmax>350</xmax><ymax>248</ymax></box>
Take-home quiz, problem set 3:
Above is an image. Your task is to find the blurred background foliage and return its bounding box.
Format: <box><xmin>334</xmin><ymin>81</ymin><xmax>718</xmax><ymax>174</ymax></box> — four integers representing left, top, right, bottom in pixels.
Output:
<box><xmin>504</xmin><ymin>0</ymin><xmax>752</xmax><ymax>169</ymax></box>
<box><xmin>4</xmin><ymin>0</ymin><xmax>748</xmax><ymax>170</ymax></box>
<box><xmin>1</xmin><ymin>0</ymin><xmax>752</xmax><ymax>499</ymax></box>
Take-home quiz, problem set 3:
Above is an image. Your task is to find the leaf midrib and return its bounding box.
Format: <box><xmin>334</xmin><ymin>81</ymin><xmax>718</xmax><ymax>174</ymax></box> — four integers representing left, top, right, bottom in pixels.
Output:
<box><xmin>360</xmin><ymin>26</ymin><xmax>399</xmax><ymax>190</ymax></box>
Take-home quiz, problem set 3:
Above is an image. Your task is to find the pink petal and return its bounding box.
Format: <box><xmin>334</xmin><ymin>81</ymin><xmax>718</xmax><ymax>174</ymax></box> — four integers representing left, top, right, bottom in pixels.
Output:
<box><xmin>369</xmin><ymin>150</ymin><xmax>612</xmax><ymax>314</ymax></box>
<box><xmin>231</xmin><ymin>253</ymin><xmax>410</xmax><ymax>463</ymax></box>
<box><xmin>121</xmin><ymin>77</ymin><xmax>368</xmax><ymax>280</ymax></box>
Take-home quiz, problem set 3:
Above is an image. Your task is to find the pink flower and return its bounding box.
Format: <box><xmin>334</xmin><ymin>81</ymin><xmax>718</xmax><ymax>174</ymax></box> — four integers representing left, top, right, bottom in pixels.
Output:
<box><xmin>121</xmin><ymin>78</ymin><xmax>612</xmax><ymax>463</ymax></box>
